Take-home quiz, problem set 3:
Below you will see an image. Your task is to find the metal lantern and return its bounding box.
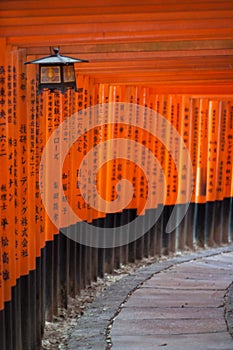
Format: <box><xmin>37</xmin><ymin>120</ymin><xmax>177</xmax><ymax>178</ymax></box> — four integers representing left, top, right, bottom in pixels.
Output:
<box><xmin>24</xmin><ymin>47</ymin><xmax>88</xmax><ymax>94</ymax></box>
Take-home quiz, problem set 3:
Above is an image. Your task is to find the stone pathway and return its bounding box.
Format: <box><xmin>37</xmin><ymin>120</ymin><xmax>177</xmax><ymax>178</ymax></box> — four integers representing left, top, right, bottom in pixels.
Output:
<box><xmin>110</xmin><ymin>252</ymin><xmax>233</xmax><ymax>350</ymax></box>
<box><xmin>67</xmin><ymin>247</ymin><xmax>233</xmax><ymax>349</ymax></box>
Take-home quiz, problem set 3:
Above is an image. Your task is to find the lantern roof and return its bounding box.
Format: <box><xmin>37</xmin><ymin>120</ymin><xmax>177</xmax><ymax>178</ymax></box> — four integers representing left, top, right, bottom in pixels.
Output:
<box><xmin>24</xmin><ymin>47</ymin><xmax>88</xmax><ymax>65</ymax></box>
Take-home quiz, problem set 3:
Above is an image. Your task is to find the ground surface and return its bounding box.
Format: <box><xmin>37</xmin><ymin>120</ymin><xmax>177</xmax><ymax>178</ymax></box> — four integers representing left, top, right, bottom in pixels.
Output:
<box><xmin>110</xmin><ymin>250</ymin><xmax>233</xmax><ymax>350</ymax></box>
<box><xmin>42</xmin><ymin>246</ymin><xmax>233</xmax><ymax>349</ymax></box>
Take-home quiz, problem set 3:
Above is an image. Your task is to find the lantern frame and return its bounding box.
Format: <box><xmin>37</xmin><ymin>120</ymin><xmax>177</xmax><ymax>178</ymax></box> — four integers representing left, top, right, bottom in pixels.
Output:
<box><xmin>24</xmin><ymin>47</ymin><xmax>88</xmax><ymax>94</ymax></box>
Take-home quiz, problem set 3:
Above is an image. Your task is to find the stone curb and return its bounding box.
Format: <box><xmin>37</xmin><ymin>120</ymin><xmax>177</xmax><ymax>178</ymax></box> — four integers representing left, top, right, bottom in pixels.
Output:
<box><xmin>225</xmin><ymin>282</ymin><xmax>233</xmax><ymax>339</ymax></box>
<box><xmin>67</xmin><ymin>245</ymin><xmax>233</xmax><ymax>350</ymax></box>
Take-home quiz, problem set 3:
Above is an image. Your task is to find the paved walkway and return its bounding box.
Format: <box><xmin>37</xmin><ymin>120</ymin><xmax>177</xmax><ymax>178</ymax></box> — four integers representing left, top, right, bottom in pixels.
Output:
<box><xmin>110</xmin><ymin>251</ymin><xmax>233</xmax><ymax>350</ymax></box>
<box><xmin>67</xmin><ymin>247</ymin><xmax>233</xmax><ymax>350</ymax></box>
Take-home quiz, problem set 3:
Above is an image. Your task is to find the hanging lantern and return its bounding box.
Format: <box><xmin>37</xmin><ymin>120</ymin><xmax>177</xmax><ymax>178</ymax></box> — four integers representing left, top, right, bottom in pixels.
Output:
<box><xmin>24</xmin><ymin>47</ymin><xmax>88</xmax><ymax>94</ymax></box>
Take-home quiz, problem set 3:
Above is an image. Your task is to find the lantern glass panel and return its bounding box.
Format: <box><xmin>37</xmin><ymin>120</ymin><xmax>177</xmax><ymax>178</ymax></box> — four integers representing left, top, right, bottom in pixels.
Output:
<box><xmin>63</xmin><ymin>65</ymin><xmax>75</xmax><ymax>83</ymax></box>
<box><xmin>40</xmin><ymin>66</ymin><xmax>61</xmax><ymax>84</ymax></box>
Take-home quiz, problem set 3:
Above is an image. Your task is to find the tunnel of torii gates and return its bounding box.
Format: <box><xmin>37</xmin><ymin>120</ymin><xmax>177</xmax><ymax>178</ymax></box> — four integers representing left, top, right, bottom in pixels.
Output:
<box><xmin>1</xmin><ymin>1</ymin><xmax>233</xmax><ymax>349</ymax></box>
